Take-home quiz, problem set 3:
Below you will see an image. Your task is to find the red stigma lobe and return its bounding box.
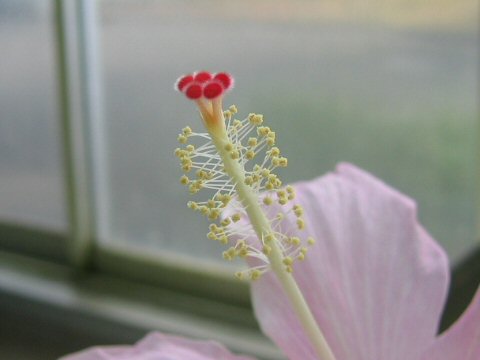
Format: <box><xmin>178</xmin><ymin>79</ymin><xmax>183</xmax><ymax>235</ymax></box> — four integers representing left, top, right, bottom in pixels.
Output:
<box><xmin>194</xmin><ymin>71</ymin><xmax>212</xmax><ymax>83</ymax></box>
<box><xmin>203</xmin><ymin>80</ymin><xmax>224</xmax><ymax>99</ymax></box>
<box><xmin>214</xmin><ymin>73</ymin><xmax>233</xmax><ymax>90</ymax></box>
<box><xmin>185</xmin><ymin>83</ymin><xmax>203</xmax><ymax>99</ymax></box>
<box><xmin>176</xmin><ymin>74</ymin><xmax>194</xmax><ymax>92</ymax></box>
<box><xmin>175</xmin><ymin>71</ymin><xmax>234</xmax><ymax>100</ymax></box>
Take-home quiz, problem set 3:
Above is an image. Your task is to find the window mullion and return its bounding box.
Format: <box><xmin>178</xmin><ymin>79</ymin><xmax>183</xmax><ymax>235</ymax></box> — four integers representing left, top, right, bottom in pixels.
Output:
<box><xmin>54</xmin><ymin>0</ymin><xmax>103</xmax><ymax>268</ymax></box>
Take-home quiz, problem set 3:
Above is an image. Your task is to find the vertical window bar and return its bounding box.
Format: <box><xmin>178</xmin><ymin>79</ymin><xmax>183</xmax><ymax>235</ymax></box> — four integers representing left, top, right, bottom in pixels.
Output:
<box><xmin>54</xmin><ymin>0</ymin><xmax>104</xmax><ymax>268</ymax></box>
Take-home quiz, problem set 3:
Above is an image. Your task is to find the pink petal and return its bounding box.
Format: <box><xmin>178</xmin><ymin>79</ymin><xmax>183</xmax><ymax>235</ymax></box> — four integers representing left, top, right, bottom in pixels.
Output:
<box><xmin>60</xmin><ymin>332</ymin><xmax>255</xmax><ymax>360</ymax></box>
<box><xmin>421</xmin><ymin>286</ymin><xmax>480</xmax><ymax>360</ymax></box>
<box><xmin>251</xmin><ymin>163</ymin><xmax>449</xmax><ymax>360</ymax></box>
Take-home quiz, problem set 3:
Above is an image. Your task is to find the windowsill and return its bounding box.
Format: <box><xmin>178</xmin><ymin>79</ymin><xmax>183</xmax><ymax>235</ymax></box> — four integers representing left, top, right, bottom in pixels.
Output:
<box><xmin>0</xmin><ymin>244</ymin><xmax>478</xmax><ymax>359</ymax></box>
<box><xmin>0</xmin><ymin>250</ymin><xmax>283</xmax><ymax>360</ymax></box>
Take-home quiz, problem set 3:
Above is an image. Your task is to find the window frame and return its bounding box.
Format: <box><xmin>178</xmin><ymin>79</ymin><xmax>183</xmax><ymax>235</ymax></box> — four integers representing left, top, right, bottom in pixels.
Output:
<box><xmin>51</xmin><ymin>0</ymin><xmax>252</xmax><ymax>304</ymax></box>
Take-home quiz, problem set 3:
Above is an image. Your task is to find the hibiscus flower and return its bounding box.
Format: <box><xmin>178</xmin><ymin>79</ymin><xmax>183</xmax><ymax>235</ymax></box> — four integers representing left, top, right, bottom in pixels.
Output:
<box><xmin>63</xmin><ymin>164</ymin><xmax>479</xmax><ymax>360</ymax></box>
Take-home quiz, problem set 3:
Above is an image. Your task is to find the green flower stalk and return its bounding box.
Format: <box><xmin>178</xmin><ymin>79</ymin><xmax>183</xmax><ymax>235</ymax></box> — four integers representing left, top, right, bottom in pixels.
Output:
<box><xmin>174</xmin><ymin>71</ymin><xmax>336</xmax><ymax>360</ymax></box>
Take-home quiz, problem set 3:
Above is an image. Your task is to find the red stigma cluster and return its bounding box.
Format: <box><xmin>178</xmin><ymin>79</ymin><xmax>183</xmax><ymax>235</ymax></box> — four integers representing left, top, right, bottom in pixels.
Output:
<box><xmin>175</xmin><ymin>71</ymin><xmax>234</xmax><ymax>100</ymax></box>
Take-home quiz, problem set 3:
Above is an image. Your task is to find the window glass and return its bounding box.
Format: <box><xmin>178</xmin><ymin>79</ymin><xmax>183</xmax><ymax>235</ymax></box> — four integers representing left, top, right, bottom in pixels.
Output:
<box><xmin>98</xmin><ymin>0</ymin><xmax>477</xmax><ymax>263</ymax></box>
<box><xmin>0</xmin><ymin>1</ymin><xmax>66</xmax><ymax>230</ymax></box>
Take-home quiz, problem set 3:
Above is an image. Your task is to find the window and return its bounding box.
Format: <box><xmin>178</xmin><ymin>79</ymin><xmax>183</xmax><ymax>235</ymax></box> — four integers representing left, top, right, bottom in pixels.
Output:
<box><xmin>0</xmin><ymin>1</ymin><xmax>478</xmax><ymax>359</ymax></box>
<box><xmin>97</xmin><ymin>0</ymin><xmax>478</xmax><ymax>263</ymax></box>
<box><xmin>0</xmin><ymin>1</ymin><xmax>65</xmax><ymax>229</ymax></box>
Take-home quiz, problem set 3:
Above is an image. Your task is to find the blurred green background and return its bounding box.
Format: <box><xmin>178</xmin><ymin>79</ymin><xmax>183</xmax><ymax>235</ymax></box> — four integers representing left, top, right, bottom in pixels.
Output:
<box><xmin>98</xmin><ymin>0</ymin><xmax>477</xmax><ymax>263</ymax></box>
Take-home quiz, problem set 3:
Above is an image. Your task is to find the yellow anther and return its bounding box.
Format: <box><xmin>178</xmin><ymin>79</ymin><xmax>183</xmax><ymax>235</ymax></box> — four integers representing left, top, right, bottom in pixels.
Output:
<box><xmin>208</xmin><ymin>209</ymin><xmax>220</xmax><ymax>220</ymax></box>
<box><xmin>263</xmin><ymin>197</ymin><xmax>273</xmax><ymax>206</ymax></box>
<box><xmin>269</xmin><ymin>147</ymin><xmax>280</xmax><ymax>157</ymax></box>
<box><xmin>246</xmin><ymin>150</ymin><xmax>255</xmax><ymax>160</ymax></box>
<box><xmin>186</xmin><ymin>144</ymin><xmax>195</xmax><ymax>152</ymax></box>
<box><xmin>207</xmin><ymin>199</ymin><xmax>216</xmax><ymax>208</ymax></box>
<box><xmin>267</xmin><ymin>137</ymin><xmax>275</xmax><ymax>146</ymax></box>
<box><xmin>207</xmin><ymin>232</ymin><xmax>217</xmax><ymax>240</ymax></box>
<box><xmin>288</xmin><ymin>193</ymin><xmax>295</xmax><ymax>200</ymax></box>
<box><xmin>235</xmin><ymin>271</ymin><xmax>244</xmax><ymax>280</ymax></box>
<box><xmin>278</xmin><ymin>198</ymin><xmax>287</xmax><ymax>205</ymax></box>
<box><xmin>224</xmin><ymin>143</ymin><xmax>233</xmax><ymax>151</ymax></box>
<box><xmin>297</xmin><ymin>218</ymin><xmax>305</xmax><ymax>230</ymax></box>
<box><xmin>181</xmin><ymin>157</ymin><xmax>191</xmax><ymax>165</ymax></box>
<box><xmin>257</xmin><ymin>126</ymin><xmax>270</xmax><ymax>136</ymax></box>
<box><xmin>209</xmin><ymin>223</ymin><xmax>218</xmax><ymax>231</ymax></box>
<box><xmin>222</xmin><ymin>251</ymin><xmax>232</xmax><ymax>260</ymax></box>
<box><xmin>254</xmin><ymin>114</ymin><xmax>263</xmax><ymax>124</ymax></box>
<box><xmin>231</xmin><ymin>213</ymin><xmax>241</xmax><ymax>222</ymax></box>
<box><xmin>180</xmin><ymin>175</ymin><xmax>189</xmax><ymax>185</ymax></box>
<box><xmin>283</xmin><ymin>256</ymin><xmax>293</xmax><ymax>266</ymax></box>
<box><xmin>237</xmin><ymin>239</ymin><xmax>246</xmax><ymax>247</ymax></box>
<box><xmin>291</xmin><ymin>236</ymin><xmax>301</xmax><ymax>246</ymax></box>
<box><xmin>264</xmin><ymin>233</ymin><xmax>274</xmax><ymax>242</ymax></box>
<box><xmin>199</xmin><ymin>206</ymin><xmax>209</xmax><ymax>215</ymax></box>
<box><xmin>227</xmin><ymin>247</ymin><xmax>236</xmax><ymax>258</ymax></box>
<box><xmin>278</xmin><ymin>157</ymin><xmax>288</xmax><ymax>167</ymax></box>
<box><xmin>230</xmin><ymin>150</ymin><xmax>240</xmax><ymax>159</ymax></box>
<box><xmin>221</xmin><ymin>194</ymin><xmax>232</xmax><ymax>206</ymax></box>
<box><xmin>276</xmin><ymin>213</ymin><xmax>284</xmax><ymax>221</ymax></box>
<box><xmin>262</xmin><ymin>245</ymin><xmax>272</xmax><ymax>255</ymax></box>
<box><xmin>229</xmin><ymin>105</ymin><xmax>238</xmax><ymax>114</ymax></box>
<box><xmin>177</xmin><ymin>134</ymin><xmax>187</xmax><ymax>144</ymax></box>
<box><xmin>179</xmin><ymin>150</ymin><xmax>189</xmax><ymax>158</ymax></box>
<box><xmin>233</xmin><ymin>119</ymin><xmax>242</xmax><ymax>128</ymax></box>
<box><xmin>307</xmin><ymin>237</ymin><xmax>316</xmax><ymax>246</ymax></box>
<box><xmin>297</xmin><ymin>252</ymin><xmax>305</xmax><ymax>261</ymax></box>
<box><xmin>261</xmin><ymin>168</ymin><xmax>270</xmax><ymax>177</ymax></box>
<box><xmin>293</xmin><ymin>205</ymin><xmax>304</xmax><ymax>217</ymax></box>
<box><xmin>250</xmin><ymin>269</ymin><xmax>261</xmax><ymax>280</ymax></box>
<box><xmin>182</xmin><ymin>164</ymin><xmax>192</xmax><ymax>173</ymax></box>
<box><xmin>265</xmin><ymin>183</ymin><xmax>274</xmax><ymax>190</ymax></box>
<box><xmin>182</xmin><ymin>126</ymin><xmax>192</xmax><ymax>136</ymax></box>
<box><xmin>245</xmin><ymin>176</ymin><xmax>253</xmax><ymax>186</ymax></box>
<box><xmin>220</xmin><ymin>235</ymin><xmax>229</xmax><ymax>244</ymax></box>
<box><xmin>238</xmin><ymin>247</ymin><xmax>248</xmax><ymax>257</ymax></box>
<box><xmin>271</xmin><ymin>157</ymin><xmax>280</xmax><ymax>167</ymax></box>
<box><xmin>221</xmin><ymin>218</ymin><xmax>231</xmax><ymax>227</ymax></box>
<box><xmin>223</xmin><ymin>110</ymin><xmax>232</xmax><ymax>119</ymax></box>
<box><xmin>285</xmin><ymin>265</ymin><xmax>293</xmax><ymax>273</ymax></box>
<box><xmin>187</xmin><ymin>201</ymin><xmax>198</xmax><ymax>210</ymax></box>
<box><xmin>188</xmin><ymin>183</ymin><xmax>199</xmax><ymax>194</ymax></box>
<box><xmin>277</xmin><ymin>190</ymin><xmax>286</xmax><ymax>198</ymax></box>
<box><xmin>286</xmin><ymin>185</ymin><xmax>294</xmax><ymax>193</ymax></box>
<box><xmin>174</xmin><ymin>148</ymin><xmax>182</xmax><ymax>157</ymax></box>
<box><xmin>249</xmin><ymin>114</ymin><xmax>264</xmax><ymax>125</ymax></box>
<box><xmin>248</xmin><ymin>137</ymin><xmax>258</xmax><ymax>147</ymax></box>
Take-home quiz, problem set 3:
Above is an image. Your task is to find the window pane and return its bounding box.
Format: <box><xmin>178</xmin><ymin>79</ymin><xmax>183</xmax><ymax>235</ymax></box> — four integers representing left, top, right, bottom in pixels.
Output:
<box><xmin>0</xmin><ymin>1</ymin><xmax>66</xmax><ymax>230</ymax></box>
<box><xmin>98</xmin><ymin>1</ymin><xmax>477</xmax><ymax>263</ymax></box>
